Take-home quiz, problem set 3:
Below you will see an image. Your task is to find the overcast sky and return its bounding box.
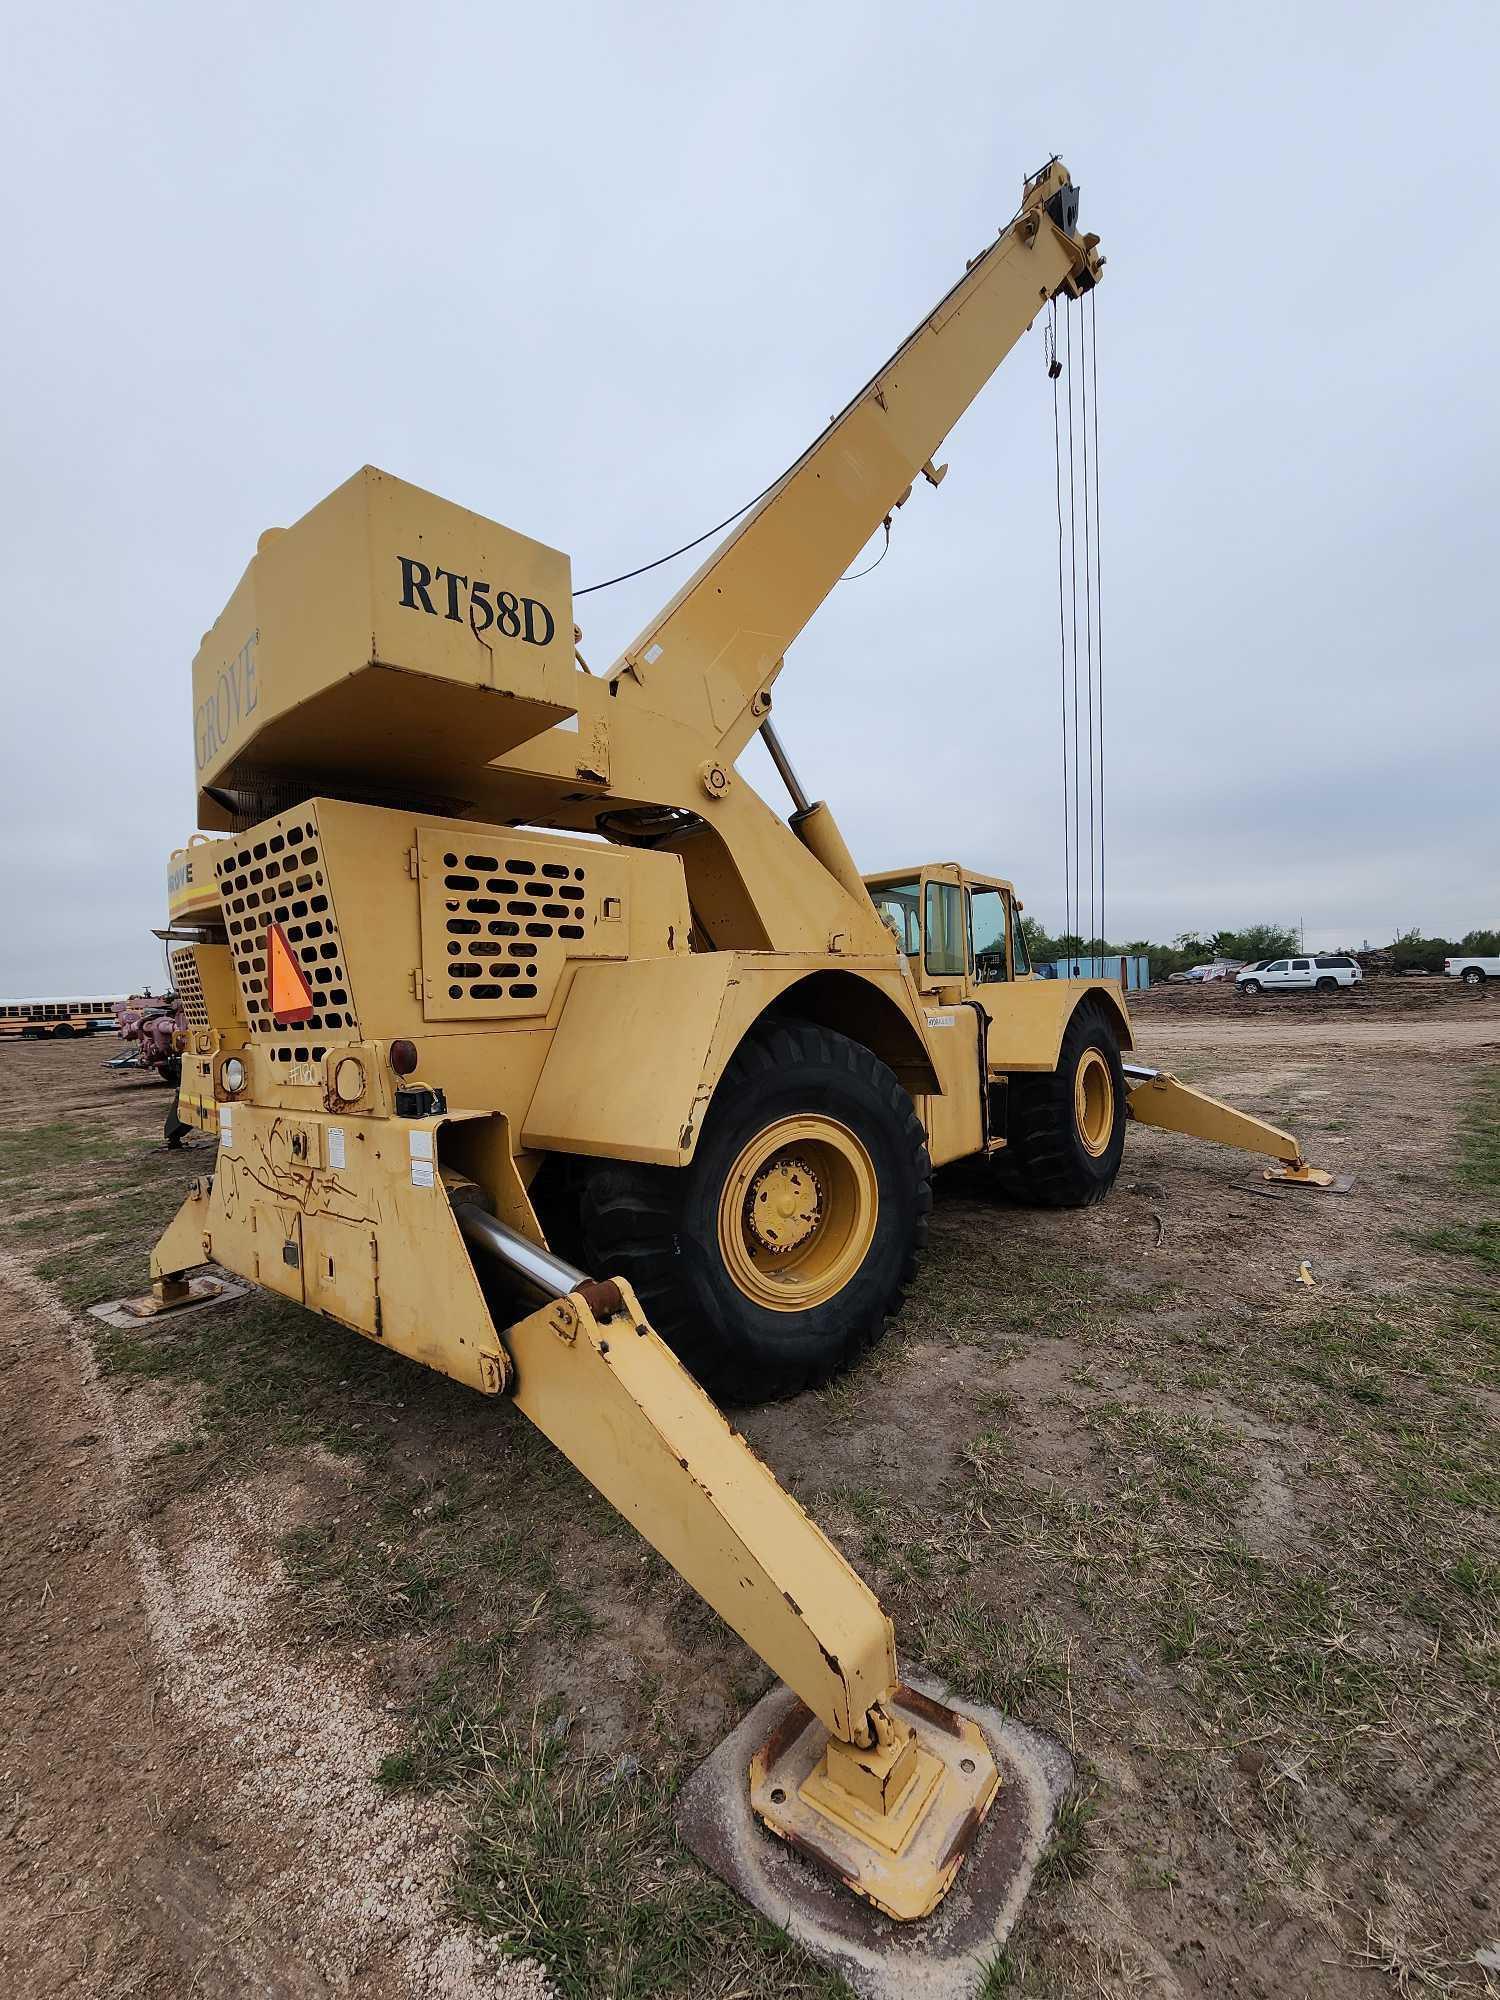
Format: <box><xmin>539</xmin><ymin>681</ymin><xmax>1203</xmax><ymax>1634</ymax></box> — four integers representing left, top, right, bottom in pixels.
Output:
<box><xmin>2</xmin><ymin>1</ymin><xmax>1496</xmax><ymax>994</ymax></box>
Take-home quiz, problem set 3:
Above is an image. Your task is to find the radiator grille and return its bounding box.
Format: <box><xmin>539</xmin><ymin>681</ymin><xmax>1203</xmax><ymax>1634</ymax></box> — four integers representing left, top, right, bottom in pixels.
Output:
<box><xmin>170</xmin><ymin>948</ymin><xmax>209</xmax><ymax>1029</ymax></box>
<box><xmin>215</xmin><ymin>808</ymin><xmax>358</xmax><ymax>1056</ymax></box>
<box><xmin>419</xmin><ymin>834</ymin><xmax>599</xmax><ymax>1020</ymax></box>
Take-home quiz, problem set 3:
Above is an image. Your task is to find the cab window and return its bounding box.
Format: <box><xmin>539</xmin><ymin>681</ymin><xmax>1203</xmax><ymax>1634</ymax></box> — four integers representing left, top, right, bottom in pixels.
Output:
<box><xmin>1010</xmin><ymin>900</ymin><xmax>1030</xmax><ymax>975</ymax></box>
<box><xmin>924</xmin><ymin>881</ymin><xmax>967</xmax><ymax>978</ymax></box>
<box><xmin>1267</xmin><ymin>960</ymin><xmax>1289</xmax><ymax>972</ymax></box>
<box><xmin>969</xmin><ymin>886</ymin><xmax>1008</xmax><ymax>983</ymax></box>
<box><xmin>870</xmin><ymin>879</ymin><xmax>921</xmax><ymax>955</ymax></box>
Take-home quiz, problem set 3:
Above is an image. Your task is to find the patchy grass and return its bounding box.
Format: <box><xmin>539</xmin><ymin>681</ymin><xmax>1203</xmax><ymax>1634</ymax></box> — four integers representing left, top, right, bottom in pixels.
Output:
<box><xmin>5</xmin><ymin>1037</ymin><xmax>1499</xmax><ymax>1999</ymax></box>
<box><xmin>916</xmin><ymin>1597</ymin><xmax>1067</xmax><ymax>1715</ymax></box>
<box><xmin>383</xmin><ymin>1698</ymin><xmax>851</xmax><ymax>2000</ymax></box>
<box><xmin>1032</xmin><ymin>1784</ymin><xmax>1098</xmax><ymax>1893</ymax></box>
<box><xmin>1455</xmin><ymin>1070</ymin><xmax>1500</xmax><ymax>1191</ymax></box>
<box><xmin>1409</xmin><ymin>1218</ymin><xmax>1500</xmax><ymax>1268</ymax></box>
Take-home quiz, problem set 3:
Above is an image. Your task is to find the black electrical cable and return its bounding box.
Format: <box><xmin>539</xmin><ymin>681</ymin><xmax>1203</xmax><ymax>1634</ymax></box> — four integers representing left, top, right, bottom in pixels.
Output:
<box><xmin>573</xmin><ymin>174</ymin><xmax>1053</xmax><ymax>601</ymax></box>
<box><xmin>840</xmin><ymin>517</ymin><xmax>892</xmax><ymax>582</ymax></box>
<box><xmin>574</xmin><ymin>475</ymin><xmax>784</xmax><ymax>597</ymax></box>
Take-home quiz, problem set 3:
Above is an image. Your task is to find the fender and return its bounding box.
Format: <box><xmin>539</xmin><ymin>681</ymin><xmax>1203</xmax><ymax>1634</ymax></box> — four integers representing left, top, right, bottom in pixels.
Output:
<box><xmin>983</xmin><ymin>978</ymin><xmax>1134</xmax><ymax>1075</ymax></box>
<box><xmin>522</xmin><ymin>954</ymin><xmax>940</xmax><ymax>1167</ymax></box>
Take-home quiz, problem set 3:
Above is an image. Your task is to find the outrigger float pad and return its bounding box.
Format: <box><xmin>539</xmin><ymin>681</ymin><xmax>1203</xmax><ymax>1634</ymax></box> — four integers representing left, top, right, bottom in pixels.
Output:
<box><xmin>1259</xmin><ymin>1168</ymin><xmax>1355</xmax><ymax>1194</ymax></box>
<box><xmin>678</xmin><ymin>1670</ymin><xmax>1073</xmax><ymax>2000</ymax></box>
<box><xmin>89</xmin><ymin>1267</ymin><xmax>251</xmax><ymax>1329</ymax></box>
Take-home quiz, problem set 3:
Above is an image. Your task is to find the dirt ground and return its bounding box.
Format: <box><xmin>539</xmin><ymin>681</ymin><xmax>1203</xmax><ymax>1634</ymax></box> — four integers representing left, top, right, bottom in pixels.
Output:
<box><xmin>1</xmin><ymin>981</ymin><xmax>1496</xmax><ymax>1999</ymax></box>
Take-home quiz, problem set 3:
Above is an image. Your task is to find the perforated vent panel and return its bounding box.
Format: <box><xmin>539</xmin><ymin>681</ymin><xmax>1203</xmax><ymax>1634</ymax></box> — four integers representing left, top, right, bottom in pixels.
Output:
<box><xmin>171</xmin><ymin>948</ymin><xmax>209</xmax><ymax>1030</ymax></box>
<box><xmin>216</xmin><ymin>807</ymin><xmax>358</xmax><ymax>1061</ymax></box>
<box><xmin>417</xmin><ymin>831</ymin><xmax>618</xmax><ymax>1020</ymax></box>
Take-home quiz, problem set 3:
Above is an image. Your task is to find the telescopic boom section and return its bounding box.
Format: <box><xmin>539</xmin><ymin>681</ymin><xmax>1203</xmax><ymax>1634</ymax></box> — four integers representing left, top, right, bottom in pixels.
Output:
<box><xmin>609</xmin><ymin>160</ymin><xmax>1102</xmax><ymax>739</ymax></box>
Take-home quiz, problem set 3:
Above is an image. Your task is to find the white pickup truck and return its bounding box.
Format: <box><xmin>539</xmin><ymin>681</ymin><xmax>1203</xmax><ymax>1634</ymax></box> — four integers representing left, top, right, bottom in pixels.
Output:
<box><xmin>1445</xmin><ymin>954</ymin><xmax>1500</xmax><ymax>986</ymax></box>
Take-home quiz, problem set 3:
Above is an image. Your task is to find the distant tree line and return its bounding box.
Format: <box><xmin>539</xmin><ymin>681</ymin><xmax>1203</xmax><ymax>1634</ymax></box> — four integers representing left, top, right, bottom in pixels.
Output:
<box><xmin>1387</xmin><ymin>927</ymin><xmax>1500</xmax><ymax>973</ymax></box>
<box><xmin>1019</xmin><ymin>920</ymin><xmax>1499</xmax><ymax>982</ymax></box>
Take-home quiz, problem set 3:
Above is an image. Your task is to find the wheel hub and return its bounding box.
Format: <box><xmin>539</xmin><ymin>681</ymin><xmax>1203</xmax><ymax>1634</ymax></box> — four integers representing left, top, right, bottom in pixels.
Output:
<box><xmin>747</xmin><ymin>1157</ymin><xmax>822</xmax><ymax>1252</ymax></box>
<box><xmin>716</xmin><ymin>1115</ymin><xmax>880</xmax><ymax>1314</ymax></box>
<box><xmin>1074</xmin><ymin>1047</ymin><xmax>1114</xmax><ymax>1157</ymax></box>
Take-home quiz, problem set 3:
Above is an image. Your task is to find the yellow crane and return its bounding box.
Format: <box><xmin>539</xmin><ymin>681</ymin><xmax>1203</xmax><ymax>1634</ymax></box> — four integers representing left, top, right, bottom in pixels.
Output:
<box><xmin>144</xmin><ymin>160</ymin><xmax>1325</xmax><ymax>1928</ymax></box>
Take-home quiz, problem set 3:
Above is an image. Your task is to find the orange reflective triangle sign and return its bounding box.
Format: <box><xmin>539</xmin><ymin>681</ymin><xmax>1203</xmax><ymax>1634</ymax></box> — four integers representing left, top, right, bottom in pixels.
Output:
<box><xmin>267</xmin><ymin>920</ymin><xmax>315</xmax><ymax>1024</ymax></box>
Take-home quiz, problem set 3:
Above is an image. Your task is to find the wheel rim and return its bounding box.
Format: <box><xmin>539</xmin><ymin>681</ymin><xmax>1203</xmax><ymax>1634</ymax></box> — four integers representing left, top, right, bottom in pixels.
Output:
<box><xmin>717</xmin><ymin>1115</ymin><xmax>879</xmax><ymax>1313</ymax></box>
<box><xmin>1074</xmin><ymin>1048</ymin><xmax>1115</xmax><ymax>1157</ymax></box>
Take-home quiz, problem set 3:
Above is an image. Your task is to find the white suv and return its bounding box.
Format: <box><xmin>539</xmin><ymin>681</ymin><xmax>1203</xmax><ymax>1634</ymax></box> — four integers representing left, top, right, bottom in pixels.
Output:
<box><xmin>1237</xmin><ymin>955</ymin><xmax>1363</xmax><ymax>995</ymax></box>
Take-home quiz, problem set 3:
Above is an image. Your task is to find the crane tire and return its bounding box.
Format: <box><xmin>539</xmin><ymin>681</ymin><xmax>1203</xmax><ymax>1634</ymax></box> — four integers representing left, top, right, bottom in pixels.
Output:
<box><xmin>997</xmin><ymin>1000</ymin><xmax>1126</xmax><ymax>1208</ymax></box>
<box><xmin>579</xmin><ymin>1018</ymin><xmax>930</xmax><ymax>1404</ymax></box>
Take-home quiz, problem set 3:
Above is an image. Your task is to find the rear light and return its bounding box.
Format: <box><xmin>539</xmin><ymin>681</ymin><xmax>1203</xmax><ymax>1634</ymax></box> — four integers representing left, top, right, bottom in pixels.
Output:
<box><xmin>389</xmin><ymin>1038</ymin><xmax>419</xmax><ymax>1077</ymax></box>
<box><xmin>221</xmin><ymin>1056</ymin><xmax>246</xmax><ymax>1094</ymax></box>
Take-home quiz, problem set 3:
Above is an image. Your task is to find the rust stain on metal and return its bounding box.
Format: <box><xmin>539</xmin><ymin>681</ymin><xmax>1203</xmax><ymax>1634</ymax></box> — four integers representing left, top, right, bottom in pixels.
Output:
<box><xmin>757</xmin><ymin>1698</ymin><xmax>813</xmax><ymax>1772</ymax></box>
<box><xmin>777</xmin><ymin>1824</ymin><xmax>859</xmax><ymax>1891</ymax></box>
<box><xmin>574</xmin><ymin>1277</ymin><xmax>624</xmax><ymax>1319</ymax></box>
<box><xmin>938</xmin><ymin>1803</ymin><xmax>984</xmax><ymax>1874</ymax></box>
<box><xmin>894</xmin><ymin>1683</ymin><xmax>965</xmax><ymax>1737</ymax></box>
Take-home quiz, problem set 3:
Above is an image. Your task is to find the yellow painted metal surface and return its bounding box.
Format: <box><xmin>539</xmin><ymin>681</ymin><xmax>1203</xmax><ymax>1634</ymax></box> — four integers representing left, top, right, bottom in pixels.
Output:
<box><xmin>1126</xmin><ymin>1070</ymin><xmax>1302</xmax><ymax>1164</ymax></box>
<box><xmin>603</xmin><ymin>160</ymin><xmax>1100</xmax><ymax>739</ymax></box>
<box><xmin>192</xmin><ymin>468</ymin><xmax>575</xmax><ymax>827</ymax></box>
<box><xmin>524</xmin><ymin>951</ymin><xmax>942</xmax><ymax>1166</ymax></box>
<box><xmin>145</xmin><ymin>159</ymin><xmax>1121</xmax><ymax>1928</ymax></box>
<box><xmin>168</xmin><ymin>835</ymin><xmax>234</xmax><ymax>924</ymax></box>
<box><xmin>523</xmin><ymin>953</ymin><xmax>739</xmax><ymax>1164</ymax></box>
<box><xmin>983</xmin><ymin>978</ymin><xmax>1132</xmax><ymax>1073</ymax></box>
<box><xmin>504</xmin><ymin>1281</ymin><xmax>897</xmax><ymax>1744</ymax></box>
<box><xmin>413</xmin><ymin>827</ymin><xmax>633</xmax><ymax>1022</ymax></box>
<box><xmin>151</xmin><ymin>1102</ymin><xmax>511</xmax><ymax>1393</ymax></box>
<box><xmin>917</xmin><ymin>1003</ymin><xmax>986</xmax><ymax>1168</ymax></box>
<box><xmin>750</xmin><ymin>1687</ymin><xmax>1000</xmax><ymax>1921</ymax></box>
<box><xmin>715</xmin><ymin>1113</ymin><xmax>879</xmax><ymax>1311</ymax></box>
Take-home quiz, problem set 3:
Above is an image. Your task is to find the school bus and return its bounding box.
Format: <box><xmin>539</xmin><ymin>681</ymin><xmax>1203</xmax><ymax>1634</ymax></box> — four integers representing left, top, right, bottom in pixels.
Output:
<box><xmin>0</xmin><ymin>998</ymin><xmax>124</xmax><ymax>1040</ymax></box>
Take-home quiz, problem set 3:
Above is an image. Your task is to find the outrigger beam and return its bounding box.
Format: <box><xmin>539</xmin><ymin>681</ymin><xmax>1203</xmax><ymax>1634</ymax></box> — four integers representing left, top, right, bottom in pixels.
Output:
<box><xmin>455</xmin><ymin>1182</ymin><xmax>1001</xmax><ymax>1921</ymax></box>
<box><xmin>1123</xmin><ymin>1064</ymin><xmax>1336</xmax><ymax>1187</ymax></box>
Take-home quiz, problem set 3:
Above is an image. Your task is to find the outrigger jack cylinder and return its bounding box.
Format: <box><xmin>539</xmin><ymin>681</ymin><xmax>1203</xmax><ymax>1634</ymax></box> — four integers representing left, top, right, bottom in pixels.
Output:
<box><xmin>446</xmin><ymin>1176</ymin><xmax>1002</xmax><ymax>1921</ymax></box>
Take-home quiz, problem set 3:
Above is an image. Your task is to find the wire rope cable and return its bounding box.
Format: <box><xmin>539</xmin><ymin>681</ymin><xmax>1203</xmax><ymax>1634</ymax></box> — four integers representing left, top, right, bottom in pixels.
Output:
<box><xmin>1047</xmin><ymin>302</ymin><xmax>1072</xmax><ymax>948</ymax></box>
<box><xmin>1080</xmin><ymin>292</ymin><xmax>1097</xmax><ymax>955</ymax></box>
<box><xmin>1065</xmin><ymin>299</ymin><xmax>1082</xmax><ymax>966</ymax></box>
<box><xmin>1096</xmin><ymin>304</ymin><xmax>1104</xmax><ymax>951</ymax></box>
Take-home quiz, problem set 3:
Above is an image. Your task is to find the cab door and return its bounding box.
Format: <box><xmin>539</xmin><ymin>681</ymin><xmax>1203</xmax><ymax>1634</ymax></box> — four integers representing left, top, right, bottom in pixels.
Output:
<box><xmin>913</xmin><ymin>870</ymin><xmax>986</xmax><ymax>1166</ymax></box>
<box><xmin>1287</xmin><ymin>957</ymin><xmax>1314</xmax><ymax>988</ymax></box>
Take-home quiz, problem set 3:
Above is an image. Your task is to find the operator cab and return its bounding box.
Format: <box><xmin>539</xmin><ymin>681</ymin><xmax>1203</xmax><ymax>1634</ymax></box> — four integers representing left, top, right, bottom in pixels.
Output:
<box><xmin>864</xmin><ymin>865</ymin><xmax>1032</xmax><ymax>997</ymax></box>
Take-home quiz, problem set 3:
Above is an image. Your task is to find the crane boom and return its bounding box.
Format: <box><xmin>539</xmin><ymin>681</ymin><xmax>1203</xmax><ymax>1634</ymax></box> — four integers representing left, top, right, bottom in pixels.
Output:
<box><xmin>608</xmin><ymin>159</ymin><xmax>1102</xmax><ymax>735</ymax></box>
